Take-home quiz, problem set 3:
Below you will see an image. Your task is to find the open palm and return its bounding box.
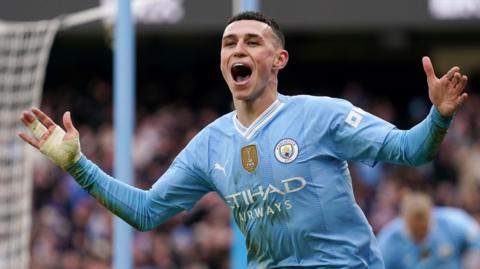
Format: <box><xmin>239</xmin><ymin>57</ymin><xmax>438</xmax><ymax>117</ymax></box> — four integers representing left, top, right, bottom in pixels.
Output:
<box><xmin>19</xmin><ymin>107</ymin><xmax>81</xmax><ymax>169</ymax></box>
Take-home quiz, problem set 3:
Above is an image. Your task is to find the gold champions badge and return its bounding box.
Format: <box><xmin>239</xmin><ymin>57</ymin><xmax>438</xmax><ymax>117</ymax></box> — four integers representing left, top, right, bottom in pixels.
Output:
<box><xmin>241</xmin><ymin>144</ymin><xmax>258</xmax><ymax>173</ymax></box>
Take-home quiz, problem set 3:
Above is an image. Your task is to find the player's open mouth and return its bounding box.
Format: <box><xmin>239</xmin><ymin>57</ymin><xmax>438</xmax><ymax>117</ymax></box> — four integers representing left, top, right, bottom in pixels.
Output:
<box><xmin>231</xmin><ymin>63</ymin><xmax>252</xmax><ymax>84</ymax></box>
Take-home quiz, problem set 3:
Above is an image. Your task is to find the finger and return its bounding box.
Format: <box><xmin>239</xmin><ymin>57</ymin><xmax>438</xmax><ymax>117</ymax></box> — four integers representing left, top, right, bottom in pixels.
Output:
<box><xmin>444</xmin><ymin>66</ymin><xmax>460</xmax><ymax>81</ymax></box>
<box><xmin>21</xmin><ymin>111</ymin><xmax>35</xmax><ymax>126</ymax></box>
<box><xmin>451</xmin><ymin>72</ymin><xmax>461</xmax><ymax>88</ymax></box>
<box><xmin>455</xmin><ymin>75</ymin><xmax>468</xmax><ymax>92</ymax></box>
<box><xmin>455</xmin><ymin>92</ymin><xmax>469</xmax><ymax>108</ymax></box>
<box><xmin>422</xmin><ymin>56</ymin><xmax>437</xmax><ymax>81</ymax></box>
<box><xmin>31</xmin><ymin>107</ymin><xmax>56</xmax><ymax>128</ymax></box>
<box><xmin>63</xmin><ymin>112</ymin><xmax>79</xmax><ymax>141</ymax></box>
<box><xmin>18</xmin><ymin>132</ymin><xmax>40</xmax><ymax>149</ymax></box>
<box><xmin>21</xmin><ymin>117</ymin><xmax>29</xmax><ymax>127</ymax></box>
<box><xmin>28</xmin><ymin>119</ymin><xmax>49</xmax><ymax>139</ymax></box>
<box><xmin>41</xmin><ymin>125</ymin><xmax>57</xmax><ymax>141</ymax></box>
<box><xmin>63</xmin><ymin>111</ymin><xmax>78</xmax><ymax>134</ymax></box>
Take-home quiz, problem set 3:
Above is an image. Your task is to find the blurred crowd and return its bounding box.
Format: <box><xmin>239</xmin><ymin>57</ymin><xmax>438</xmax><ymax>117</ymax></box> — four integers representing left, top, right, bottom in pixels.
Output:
<box><xmin>29</xmin><ymin>72</ymin><xmax>480</xmax><ymax>268</ymax></box>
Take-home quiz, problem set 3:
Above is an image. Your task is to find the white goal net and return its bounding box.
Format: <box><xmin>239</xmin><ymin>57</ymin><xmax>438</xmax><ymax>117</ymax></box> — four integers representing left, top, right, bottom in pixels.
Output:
<box><xmin>0</xmin><ymin>19</ymin><xmax>60</xmax><ymax>269</ymax></box>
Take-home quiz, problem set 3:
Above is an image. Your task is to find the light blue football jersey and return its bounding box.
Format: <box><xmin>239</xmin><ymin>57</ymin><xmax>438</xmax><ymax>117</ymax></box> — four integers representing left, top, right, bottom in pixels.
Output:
<box><xmin>67</xmin><ymin>94</ymin><xmax>451</xmax><ymax>268</ymax></box>
<box><xmin>377</xmin><ymin>207</ymin><xmax>480</xmax><ymax>269</ymax></box>
<box><xmin>176</xmin><ymin>94</ymin><xmax>394</xmax><ymax>268</ymax></box>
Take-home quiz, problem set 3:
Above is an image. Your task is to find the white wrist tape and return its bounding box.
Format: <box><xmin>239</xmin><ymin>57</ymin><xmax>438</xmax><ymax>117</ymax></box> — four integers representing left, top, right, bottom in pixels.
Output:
<box><xmin>28</xmin><ymin>119</ymin><xmax>48</xmax><ymax>139</ymax></box>
<box><xmin>39</xmin><ymin>126</ymin><xmax>81</xmax><ymax>169</ymax></box>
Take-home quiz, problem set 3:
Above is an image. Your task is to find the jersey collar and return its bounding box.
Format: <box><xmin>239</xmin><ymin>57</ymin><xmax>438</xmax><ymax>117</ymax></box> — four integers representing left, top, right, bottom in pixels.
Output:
<box><xmin>232</xmin><ymin>99</ymin><xmax>284</xmax><ymax>140</ymax></box>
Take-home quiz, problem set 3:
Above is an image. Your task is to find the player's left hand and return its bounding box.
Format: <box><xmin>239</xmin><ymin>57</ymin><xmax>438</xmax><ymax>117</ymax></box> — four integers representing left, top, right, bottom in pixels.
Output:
<box><xmin>423</xmin><ymin>56</ymin><xmax>468</xmax><ymax>117</ymax></box>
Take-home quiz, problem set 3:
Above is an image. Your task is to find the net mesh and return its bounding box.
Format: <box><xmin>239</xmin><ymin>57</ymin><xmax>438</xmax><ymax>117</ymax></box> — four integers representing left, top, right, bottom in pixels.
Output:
<box><xmin>0</xmin><ymin>19</ymin><xmax>59</xmax><ymax>269</ymax></box>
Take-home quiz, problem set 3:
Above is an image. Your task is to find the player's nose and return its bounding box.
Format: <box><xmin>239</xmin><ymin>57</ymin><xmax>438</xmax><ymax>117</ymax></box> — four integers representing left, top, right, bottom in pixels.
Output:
<box><xmin>232</xmin><ymin>42</ymin><xmax>248</xmax><ymax>58</ymax></box>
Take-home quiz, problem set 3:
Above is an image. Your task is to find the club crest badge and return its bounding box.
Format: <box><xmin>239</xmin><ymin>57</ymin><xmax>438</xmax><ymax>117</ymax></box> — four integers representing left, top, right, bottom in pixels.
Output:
<box><xmin>241</xmin><ymin>144</ymin><xmax>258</xmax><ymax>173</ymax></box>
<box><xmin>275</xmin><ymin>138</ymin><xmax>299</xmax><ymax>163</ymax></box>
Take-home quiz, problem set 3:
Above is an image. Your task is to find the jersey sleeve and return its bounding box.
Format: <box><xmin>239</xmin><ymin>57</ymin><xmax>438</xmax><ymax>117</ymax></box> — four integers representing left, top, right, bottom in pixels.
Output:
<box><xmin>152</xmin><ymin>132</ymin><xmax>214</xmax><ymax>212</ymax></box>
<box><xmin>306</xmin><ymin>97</ymin><xmax>453</xmax><ymax>167</ymax></box>
<box><xmin>66</xmin><ymin>130</ymin><xmax>213</xmax><ymax>231</ymax></box>
<box><xmin>316</xmin><ymin>97</ymin><xmax>395</xmax><ymax>166</ymax></box>
<box><xmin>376</xmin><ymin>106</ymin><xmax>453</xmax><ymax>166</ymax></box>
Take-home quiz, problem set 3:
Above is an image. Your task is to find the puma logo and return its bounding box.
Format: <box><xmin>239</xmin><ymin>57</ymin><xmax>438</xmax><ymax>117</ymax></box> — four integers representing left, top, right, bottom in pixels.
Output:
<box><xmin>214</xmin><ymin>160</ymin><xmax>228</xmax><ymax>176</ymax></box>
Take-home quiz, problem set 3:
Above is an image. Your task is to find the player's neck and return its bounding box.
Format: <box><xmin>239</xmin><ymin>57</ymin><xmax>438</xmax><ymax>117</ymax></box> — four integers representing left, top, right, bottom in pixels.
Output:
<box><xmin>234</xmin><ymin>90</ymin><xmax>277</xmax><ymax>127</ymax></box>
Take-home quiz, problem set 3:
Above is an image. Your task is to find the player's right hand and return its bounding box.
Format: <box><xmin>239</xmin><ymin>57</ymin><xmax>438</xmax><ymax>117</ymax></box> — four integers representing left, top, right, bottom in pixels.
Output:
<box><xmin>19</xmin><ymin>107</ymin><xmax>81</xmax><ymax>169</ymax></box>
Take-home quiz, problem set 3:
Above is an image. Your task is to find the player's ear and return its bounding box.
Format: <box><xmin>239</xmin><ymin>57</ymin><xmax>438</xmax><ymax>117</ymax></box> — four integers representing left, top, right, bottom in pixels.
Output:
<box><xmin>273</xmin><ymin>49</ymin><xmax>289</xmax><ymax>70</ymax></box>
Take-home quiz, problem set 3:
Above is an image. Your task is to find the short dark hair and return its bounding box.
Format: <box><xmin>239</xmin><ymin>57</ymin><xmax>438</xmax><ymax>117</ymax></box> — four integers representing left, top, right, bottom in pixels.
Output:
<box><xmin>227</xmin><ymin>11</ymin><xmax>285</xmax><ymax>48</ymax></box>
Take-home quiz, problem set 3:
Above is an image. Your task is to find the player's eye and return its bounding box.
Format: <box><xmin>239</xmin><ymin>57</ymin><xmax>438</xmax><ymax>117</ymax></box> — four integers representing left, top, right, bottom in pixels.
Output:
<box><xmin>247</xmin><ymin>41</ymin><xmax>259</xmax><ymax>47</ymax></box>
<box><xmin>223</xmin><ymin>41</ymin><xmax>236</xmax><ymax>47</ymax></box>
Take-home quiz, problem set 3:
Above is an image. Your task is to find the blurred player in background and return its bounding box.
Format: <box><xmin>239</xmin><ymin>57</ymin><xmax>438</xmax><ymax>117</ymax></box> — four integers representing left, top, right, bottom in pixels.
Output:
<box><xmin>19</xmin><ymin>11</ymin><xmax>469</xmax><ymax>268</ymax></box>
<box><xmin>377</xmin><ymin>191</ymin><xmax>480</xmax><ymax>269</ymax></box>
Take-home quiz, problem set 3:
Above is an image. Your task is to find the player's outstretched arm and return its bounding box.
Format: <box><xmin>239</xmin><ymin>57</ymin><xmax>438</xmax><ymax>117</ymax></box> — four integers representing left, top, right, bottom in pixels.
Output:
<box><xmin>376</xmin><ymin>57</ymin><xmax>469</xmax><ymax>166</ymax></box>
<box><xmin>423</xmin><ymin>56</ymin><xmax>468</xmax><ymax>117</ymax></box>
<box><xmin>18</xmin><ymin>107</ymin><xmax>211</xmax><ymax>231</ymax></box>
<box><xmin>18</xmin><ymin>107</ymin><xmax>160</xmax><ymax>230</ymax></box>
<box><xmin>18</xmin><ymin>107</ymin><xmax>81</xmax><ymax>169</ymax></box>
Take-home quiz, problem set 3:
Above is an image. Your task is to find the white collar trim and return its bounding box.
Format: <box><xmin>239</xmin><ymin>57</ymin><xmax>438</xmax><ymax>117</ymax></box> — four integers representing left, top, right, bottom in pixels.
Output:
<box><xmin>233</xmin><ymin>99</ymin><xmax>284</xmax><ymax>140</ymax></box>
